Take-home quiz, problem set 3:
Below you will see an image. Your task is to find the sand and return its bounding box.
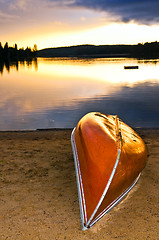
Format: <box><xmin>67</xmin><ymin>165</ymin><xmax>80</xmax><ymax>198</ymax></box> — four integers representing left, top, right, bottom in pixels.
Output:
<box><xmin>0</xmin><ymin>129</ymin><xmax>158</xmax><ymax>240</ymax></box>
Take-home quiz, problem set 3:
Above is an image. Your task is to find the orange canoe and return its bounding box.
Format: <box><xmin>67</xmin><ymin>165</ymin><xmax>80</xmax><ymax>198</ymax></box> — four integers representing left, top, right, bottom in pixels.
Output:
<box><xmin>71</xmin><ymin>112</ymin><xmax>147</xmax><ymax>230</ymax></box>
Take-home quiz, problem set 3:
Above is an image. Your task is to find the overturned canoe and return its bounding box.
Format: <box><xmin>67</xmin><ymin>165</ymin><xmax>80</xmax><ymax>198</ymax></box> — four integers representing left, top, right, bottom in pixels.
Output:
<box><xmin>71</xmin><ymin>112</ymin><xmax>147</xmax><ymax>230</ymax></box>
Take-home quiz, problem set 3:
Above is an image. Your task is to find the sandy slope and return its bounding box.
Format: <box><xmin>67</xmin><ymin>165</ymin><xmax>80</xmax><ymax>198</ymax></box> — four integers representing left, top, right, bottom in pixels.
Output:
<box><xmin>0</xmin><ymin>129</ymin><xmax>158</xmax><ymax>240</ymax></box>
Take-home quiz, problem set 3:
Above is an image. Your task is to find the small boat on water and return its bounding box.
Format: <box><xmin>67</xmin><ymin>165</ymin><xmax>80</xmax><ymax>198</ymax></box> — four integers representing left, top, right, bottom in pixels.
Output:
<box><xmin>124</xmin><ymin>66</ymin><xmax>139</xmax><ymax>69</ymax></box>
<box><xmin>71</xmin><ymin>112</ymin><xmax>147</xmax><ymax>230</ymax></box>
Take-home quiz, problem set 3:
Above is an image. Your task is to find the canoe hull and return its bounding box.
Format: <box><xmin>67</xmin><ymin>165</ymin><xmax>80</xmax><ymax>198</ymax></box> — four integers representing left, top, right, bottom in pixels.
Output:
<box><xmin>71</xmin><ymin>112</ymin><xmax>147</xmax><ymax>230</ymax></box>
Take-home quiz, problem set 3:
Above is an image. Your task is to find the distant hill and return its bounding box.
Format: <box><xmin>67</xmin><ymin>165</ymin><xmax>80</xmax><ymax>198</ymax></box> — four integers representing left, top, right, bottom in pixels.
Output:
<box><xmin>37</xmin><ymin>42</ymin><xmax>159</xmax><ymax>59</ymax></box>
<box><xmin>37</xmin><ymin>44</ymin><xmax>131</xmax><ymax>58</ymax></box>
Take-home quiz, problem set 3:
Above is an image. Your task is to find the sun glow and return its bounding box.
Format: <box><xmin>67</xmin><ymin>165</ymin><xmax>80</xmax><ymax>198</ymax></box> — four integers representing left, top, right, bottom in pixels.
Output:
<box><xmin>37</xmin><ymin>58</ymin><xmax>159</xmax><ymax>87</ymax></box>
<box><xmin>31</xmin><ymin>22</ymin><xmax>159</xmax><ymax>49</ymax></box>
<box><xmin>3</xmin><ymin>21</ymin><xmax>159</xmax><ymax>50</ymax></box>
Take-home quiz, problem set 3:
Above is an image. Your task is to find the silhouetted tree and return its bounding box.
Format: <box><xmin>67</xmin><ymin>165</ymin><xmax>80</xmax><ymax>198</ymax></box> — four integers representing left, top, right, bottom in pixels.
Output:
<box><xmin>0</xmin><ymin>42</ymin><xmax>3</xmax><ymax>60</ymax></box>
<box><xmin>14</xmin><ymin>43</ymin><xmax>17</xmax><ymax>51</ymax></box>
<box><xmin>0</xmin><ymin>42</ymin><xmax>38</xmax><ymax>73</ymax></box>
<box><xmin>33</xmin><ymin>44</ymin><xmax>37</xmax><ymax>52</ymax></box>
<box><xmin>4</xmin><ymin>42</ymin><xmax>9</xmax><ymax>58</ymax></box>
<box><xmin>0</xmin><ymin>42</ymin><xmax>3</xmax><ymax>52</ymax></box>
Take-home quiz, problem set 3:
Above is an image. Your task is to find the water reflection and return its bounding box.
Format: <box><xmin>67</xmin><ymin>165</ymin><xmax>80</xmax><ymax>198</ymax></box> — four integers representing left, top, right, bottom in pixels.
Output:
<box><xmin>0</xmin><ymin>58</ymin><xmax>38</xmax><ymax>74</ymax></box>
<box><xmin>0</xmin><ymin>57</ymin><xmax>159</xmax><ymax>130</ymax></box>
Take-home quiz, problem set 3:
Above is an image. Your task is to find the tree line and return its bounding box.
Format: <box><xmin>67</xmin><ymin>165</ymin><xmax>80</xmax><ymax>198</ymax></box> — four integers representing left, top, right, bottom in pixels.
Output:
<box><xmin>0</xmin><ymin>42</ymin><xmax>37</xmax><ymax>62</ymax></box>
<box><xmin>0</xmin><ymin>42</ymin><xmax>37</xmax><ymax>74</ymax></box>
<box><xmin>38</xmin><ymin>41</ymin><xmax>159</xmax><ymax>59</ymax></box>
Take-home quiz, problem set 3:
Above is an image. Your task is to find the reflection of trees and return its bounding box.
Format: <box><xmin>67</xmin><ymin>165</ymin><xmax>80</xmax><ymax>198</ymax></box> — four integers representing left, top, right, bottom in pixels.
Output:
<box><xmin>0</xmin><ymin>42</ymin><xmax>37</xmax><ymax>74</ymax></box>
<box><xmin>0</xmin><ymin>58</ymin><xmax>38</xmax><ymax>74</ymax></box>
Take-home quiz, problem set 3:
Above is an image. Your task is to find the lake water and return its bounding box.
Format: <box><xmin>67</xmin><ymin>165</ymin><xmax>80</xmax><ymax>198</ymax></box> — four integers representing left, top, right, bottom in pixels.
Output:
<box><xmin>0</xmin><ymin>57</ymin><xmax>159</xmax><ymax>130</ymax></box>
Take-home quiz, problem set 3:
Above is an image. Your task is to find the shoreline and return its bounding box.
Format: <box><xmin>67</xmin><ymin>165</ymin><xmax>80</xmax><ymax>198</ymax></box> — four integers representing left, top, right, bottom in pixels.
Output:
<box><xmin>0</xmin><ymin>128</ymin><xmax>73</xmax><ymax>133</ymax></box>
<box><xmin>0</xmin><ymin>126</ymin><xmax>159</xmax><ymax>132</ymax></box>
<box><xmin>0</xmin><ymin>129</ymin><xmax>158</xmax><ymax>239</ymax></box>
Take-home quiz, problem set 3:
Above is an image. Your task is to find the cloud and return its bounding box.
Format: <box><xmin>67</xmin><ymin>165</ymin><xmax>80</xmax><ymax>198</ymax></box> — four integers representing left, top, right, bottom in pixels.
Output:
<box><xmin>10</xmin><ymin>0</ymin><xmax>28</xmax><ymax>11</ymax></box>
<box><xmin>0</xmin><ymin>0</ymin><xmax>28</xmax><ymax>12</ymax></box>
<box><xmin>46</xmin><ymin>0</ymin><xmax>75</xmax><ymax>5</ymax></box>
<box><xmin>69</xmin><ymin>0</ymin><xmax>159</xmax><ymax>24</ymax></box>
<box><xmin>1</xmin><ymin>0</ymin><xmax>159</xmax><ymax>25</ymax></box>
<box><xmin>0</xmin><ymin>10</ymin><xmax>19</xmax><ymax>22</ymax></box>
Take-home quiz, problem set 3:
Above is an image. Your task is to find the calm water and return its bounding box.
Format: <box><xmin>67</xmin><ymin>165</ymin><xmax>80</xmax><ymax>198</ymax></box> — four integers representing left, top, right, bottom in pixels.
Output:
<box><xmin>0</xmin><ymin>57</ymin><xmax>159</xmax><ymax>130</ymax></box>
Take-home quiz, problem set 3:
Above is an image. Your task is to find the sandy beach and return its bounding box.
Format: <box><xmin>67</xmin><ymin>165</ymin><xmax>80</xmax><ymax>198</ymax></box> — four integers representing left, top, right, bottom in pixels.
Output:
<box><xmin>0</xmin><ymin>128</ymin><xmax>158</xmax><ymax>240</ymax></box>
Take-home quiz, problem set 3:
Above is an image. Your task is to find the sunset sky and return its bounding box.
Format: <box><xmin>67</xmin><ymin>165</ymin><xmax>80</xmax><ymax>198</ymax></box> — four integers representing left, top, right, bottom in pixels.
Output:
<box><xmin>1</xmin><ymin>0</ymin><xmax>159</xmax><ymax>50</ymax></box>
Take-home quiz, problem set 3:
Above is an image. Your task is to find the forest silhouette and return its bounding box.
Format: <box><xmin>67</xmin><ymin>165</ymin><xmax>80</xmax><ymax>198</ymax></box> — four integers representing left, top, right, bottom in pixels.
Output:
<box><xmin>38</xmin><ymin>41</ymin><xmax>159</xmax><ymax>58</ymax></box>
<box><xmin>1</xmin><ymin>41</ymin><xmax>159</xmax><ymax>74</ymax></box>
<box><xmin>0</xmin><ymin>42</ymin><xmax>37</xmax><ymax>74</ymax></box>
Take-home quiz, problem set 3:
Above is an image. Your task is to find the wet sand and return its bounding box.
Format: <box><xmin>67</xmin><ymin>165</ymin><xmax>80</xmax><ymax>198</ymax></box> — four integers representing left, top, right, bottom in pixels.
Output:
<box><xmin>0</xmin><ymin>129</ymin><xmax>158</xmax><ymax>240</ymax></box>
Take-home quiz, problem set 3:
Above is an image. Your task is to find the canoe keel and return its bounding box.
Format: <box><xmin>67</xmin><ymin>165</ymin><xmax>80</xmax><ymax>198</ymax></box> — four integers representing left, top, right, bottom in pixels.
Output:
<box><xmin>71</xmin><ymin>112</ymin><xmax>147</xmax><ymax>230</ymax></box>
